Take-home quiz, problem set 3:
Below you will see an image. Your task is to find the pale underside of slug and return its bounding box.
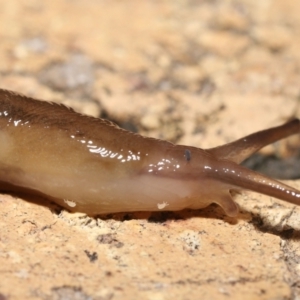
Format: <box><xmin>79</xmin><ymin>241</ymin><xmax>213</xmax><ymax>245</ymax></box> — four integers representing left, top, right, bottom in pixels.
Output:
<box><xmin>0</xmin><ymin>88</ymin><xmax>300</xmax><ymax>217</ymax></box>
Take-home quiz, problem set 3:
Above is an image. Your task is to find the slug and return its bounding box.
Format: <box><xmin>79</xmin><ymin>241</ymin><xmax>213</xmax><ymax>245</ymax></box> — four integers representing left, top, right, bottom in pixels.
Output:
<box><xmin>0</xmin><ymin>88</ymin><xmax>300</xmax><ymax>217</ymax></box>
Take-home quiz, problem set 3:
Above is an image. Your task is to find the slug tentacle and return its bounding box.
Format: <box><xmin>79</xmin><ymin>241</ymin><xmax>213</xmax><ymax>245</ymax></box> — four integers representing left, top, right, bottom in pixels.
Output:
<box><xmin>214</xmin><ymin>193</ymin><xmax>239</xmax><ymax>218</ymax></box>
<box><xmin>208</xmin><ymin>159</ymin><xmax>300</xmax><ymax>207</ymax></box>
<box><xmin>0</xmin><ymin>88</ymin><xmax>300</xmax><ymax>217</ymax></box>
<box><xmin>207</xmin><ymin>119</ymin><xmax>300</xmax><ymax>163</ymax></box>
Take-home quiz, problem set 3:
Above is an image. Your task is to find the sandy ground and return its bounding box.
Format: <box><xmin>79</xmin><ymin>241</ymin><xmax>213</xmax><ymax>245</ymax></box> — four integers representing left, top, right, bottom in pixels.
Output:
<box><xmin>0</xmin><ymin>1</ymin><xmax>300</xmax><ymax>299</ymax></box>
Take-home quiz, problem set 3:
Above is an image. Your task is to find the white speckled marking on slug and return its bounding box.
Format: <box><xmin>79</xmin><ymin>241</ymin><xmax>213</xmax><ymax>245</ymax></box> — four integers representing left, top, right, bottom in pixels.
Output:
<box><xmin>64</xmin><ymin>199</ymin><xmax>76</xmax><ymax>207</ymax></box>
<box><xmin>157</xmin><ymin>202</ymin><xmax>169</xmax><ymax>209</ymax></box>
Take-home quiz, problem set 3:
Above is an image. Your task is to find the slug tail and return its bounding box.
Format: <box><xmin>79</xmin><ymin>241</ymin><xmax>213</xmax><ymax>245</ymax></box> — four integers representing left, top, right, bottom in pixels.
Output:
<box><xmin>207</xmin><ymin>119</ymin><xmax>300</xmax><ymax>164</ymax></box>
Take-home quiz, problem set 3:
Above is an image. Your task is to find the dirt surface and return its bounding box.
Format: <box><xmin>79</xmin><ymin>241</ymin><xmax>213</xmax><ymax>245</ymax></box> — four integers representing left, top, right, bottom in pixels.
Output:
<box><xmin>1</xmin><ymin>1</ymin><xmax>300</xmax><ymax>299</ymax></box>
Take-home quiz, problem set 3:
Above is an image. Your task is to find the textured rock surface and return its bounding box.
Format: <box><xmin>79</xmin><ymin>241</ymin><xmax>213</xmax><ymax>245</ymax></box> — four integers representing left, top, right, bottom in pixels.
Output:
<box><xmin>1</xmin><ymin>1</ymin><xmax>300</xmax><ymax>299</ymax></box>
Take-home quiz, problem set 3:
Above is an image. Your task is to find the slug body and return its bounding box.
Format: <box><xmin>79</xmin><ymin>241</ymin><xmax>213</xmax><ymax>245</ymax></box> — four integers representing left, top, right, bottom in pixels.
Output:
<box><xmin>0</xmin><ymin>89</ymin><xmax>300</xmax><ymax>217</ymax></box>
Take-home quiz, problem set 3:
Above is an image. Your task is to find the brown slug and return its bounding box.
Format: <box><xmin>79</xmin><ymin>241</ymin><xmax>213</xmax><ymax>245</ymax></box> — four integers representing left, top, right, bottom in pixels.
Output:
<box><xmin>0</xmin><ymin>88</ymin><xmax>300</xmax><ymax>217</ymax></box>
